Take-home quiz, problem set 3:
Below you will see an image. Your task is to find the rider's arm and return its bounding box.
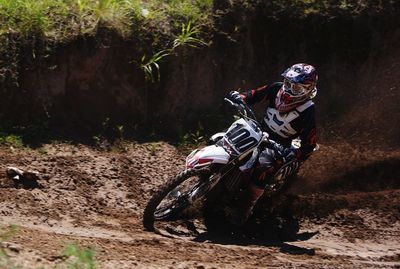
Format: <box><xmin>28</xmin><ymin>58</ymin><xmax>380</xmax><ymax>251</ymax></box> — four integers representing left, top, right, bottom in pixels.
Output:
<box><xmin>296</xmin><ymin>106</ymin><xmax>317</xmax><ymax>160</ymax></box>
<box><xmin>240</xmin><ymin>82</ymin><xmax>281</xmax><ymax>105</ymax></box>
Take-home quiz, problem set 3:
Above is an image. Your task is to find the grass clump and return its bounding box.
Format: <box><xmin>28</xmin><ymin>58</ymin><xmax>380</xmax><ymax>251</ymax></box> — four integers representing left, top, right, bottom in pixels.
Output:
<box><xmin>0</xmin><ymin>225</ymin><xmax>18</xmax><ymax>268</ymax></box>
<box><xmin>62</xmin><ymin>243</ymin><xmax>96</xmax><ymax>269</ymax></box>
<box><xmin>166</xmin><ymin>0</ymin><xmax>213</xmax><ymax>28</ymax></box>
<box><xmin>139</xmin><ymin>20</ymin><xmax>207</xmax><ymax>82</ymax></box>
<box><xmin>0</xmin><ymin>133</ymin><xmax>24</xmax><ymax>148</ymax></box>
<box><xmin>173</xmin><ymin>21</ymin><xmax>207</xmax><ymax>49</ymax></box>
<box><xmin>140</xmin><ymin>49</ymin><xmax>172</xmax><ymax>82</ymax></box>
<box><xmin>0</xmin><ymin>226</ymin><xmax>98</xmax><ymax>269</ymax></box>
<box><xmin>0</xmin><ymin>225</ymin><xmax>18</xmax><ymax>246</ymax></box>
<box><xmin>0</xmin><ymin>0</ymin><xmax>69</xmax><ymax>38</ymax></box>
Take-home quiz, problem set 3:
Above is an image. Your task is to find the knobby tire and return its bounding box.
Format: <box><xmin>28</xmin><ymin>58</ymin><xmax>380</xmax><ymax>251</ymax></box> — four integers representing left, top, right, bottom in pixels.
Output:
<box><xmin>143</xmin><ymin>169</ymin><xmax>202</xmax><ymax>231</ymax></box>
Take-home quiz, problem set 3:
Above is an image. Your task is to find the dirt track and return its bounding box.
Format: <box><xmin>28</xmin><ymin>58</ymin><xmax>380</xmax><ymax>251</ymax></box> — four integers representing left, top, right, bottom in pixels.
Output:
<box><xmin>0</xmin><ymin>142</ymin><xmax>399</xmax><ymax>268</ymax></box>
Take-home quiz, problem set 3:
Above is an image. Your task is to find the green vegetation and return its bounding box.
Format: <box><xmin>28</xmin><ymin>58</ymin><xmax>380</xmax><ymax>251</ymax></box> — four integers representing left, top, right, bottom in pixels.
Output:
<box><xmin>0</xmin><ymin>0</ymin><xmax>391</xmax><ymax>81</ymax></box>
<box><xmin>0</xmin><ymin>0</ymin><xmax>213</xmax><ymax>41</ymax></box>
<box><xmin>0</xmin><ymin>225</ymin><xmax>18</xmax><ymax>246</ymax></box>
<box><xmin>0</xmin><ymin>0</ymin><xmax>386</xmax><ymax>40</ymax></box>
<box><xmin>62</xmin><ymin>243</ymin><xmax>96</xmax><ymax>269</ymax></box>
<box><xmin>92</xmin><ymin>118</ymin><xmax>132</xmax><ymax>151</ymax></box>
<box><xmin>139</xmin><ymin>20</ymin><xmax>206</xmax><ymax>82</ymax></box>
<box><xmin>0</xmin><ymin>0</ymin><xmax>213</xmax><ymax>85</ymax></box>
<box><xmin>181</xmin><ymin>130</ymin><xmax>204</xmax><ymax>146</ymax></box>
<box><xmin>0</xmin><ymin>133</ymin><xmax>24</xmax><ymax>148</ymax></box>
<box><xmin>0</xmin><ymin>226</ymin><xmax>97</xmax><ymax>269</ymax></box>
<box><xmin>173</xmin><ymin>21</ymin><xmax>207</xmax><ymax>49</ymax></box>
<box><xmin>0</xmin><ymin>121</ymin><xmax>52</xmax><ymax>148</ymax></box>
<box><xmin>0</xmin><ymin>225</ymin><xmax>18</xmax><ymax>268</ymax></box>
<box><xmin>179</xmin><ymin>125</ymin><xmax>206</xmax><ymax>151</ymax></box>
<box><xmin>140</xmin><ymin>50</ymin><xmax>171</xmax><ymax>82</ymax></box>
<box><xmin>147</xmin><ymin>142</ymin><xmax>157</xmax><ymax>156</ymax></box>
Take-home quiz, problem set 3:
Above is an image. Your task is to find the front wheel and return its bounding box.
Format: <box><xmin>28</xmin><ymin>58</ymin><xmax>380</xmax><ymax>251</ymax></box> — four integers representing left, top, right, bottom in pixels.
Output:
<box><xmin>143</xmin><ymin>169</ymin><xmax>211</xmax><ymax>231</ymax></box>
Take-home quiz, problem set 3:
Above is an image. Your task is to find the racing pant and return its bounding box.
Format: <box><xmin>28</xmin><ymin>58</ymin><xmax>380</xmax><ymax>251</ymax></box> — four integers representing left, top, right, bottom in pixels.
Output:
<box><xmin>236</xmin><ymin>142</ymin><xmax>299</xmax><ymax>224</ymax></box>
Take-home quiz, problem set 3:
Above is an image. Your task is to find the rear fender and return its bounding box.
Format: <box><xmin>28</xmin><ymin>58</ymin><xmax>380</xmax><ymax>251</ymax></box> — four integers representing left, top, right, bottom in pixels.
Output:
<box><xmin>186</xmin><ymin>145</ymin><xmax>229</xmax><ymax>169</ymax></box>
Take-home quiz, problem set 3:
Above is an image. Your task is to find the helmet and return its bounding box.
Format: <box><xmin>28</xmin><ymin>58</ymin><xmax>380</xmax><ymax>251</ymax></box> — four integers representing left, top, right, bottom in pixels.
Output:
<box><xmin>281</xmin><ymin>63</ymin><xmax>318</xmax><ymax>105</ymax></box>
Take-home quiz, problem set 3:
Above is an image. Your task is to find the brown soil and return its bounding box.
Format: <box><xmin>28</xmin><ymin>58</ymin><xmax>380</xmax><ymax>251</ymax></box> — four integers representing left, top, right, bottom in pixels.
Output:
<box><xmin>0</xmin><ymin>141</ymin><xmax>399</xmax><ymax>268</ymax></box>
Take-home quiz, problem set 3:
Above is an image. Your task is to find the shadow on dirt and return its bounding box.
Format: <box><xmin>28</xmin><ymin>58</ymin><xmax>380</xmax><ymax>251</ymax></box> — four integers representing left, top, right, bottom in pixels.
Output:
<box><xmin>193</xmin><ymin>214</ymin><xmax>317</xmax><ymax>255</ymax></box>
<box><xmin>320</xmin><ymin>157</ymin><xmax>400</xmax><ymax>193</ymax></box>
<box><xmin>0</xmin><ymin>177</ymin><xmax>42</xmax><ymax>189</ymax></box>
<box><xmin>155</xmin><ymin>199</ymin><xmax>318</xmax><ymax>255</ymax></box>
<box><xmin>1</xmin><ymin>168</ymin><xmax>42</xmax><ymax>189</ymax></box>
<box><xmin>193</xmin><ymin>231</ymin><xmax>317</xmax><ymax>255</ymax></box>
<box><xmin>152</xmin><ymin>208</ymin><xmax>318</xmax><ymax>255</ymax></box>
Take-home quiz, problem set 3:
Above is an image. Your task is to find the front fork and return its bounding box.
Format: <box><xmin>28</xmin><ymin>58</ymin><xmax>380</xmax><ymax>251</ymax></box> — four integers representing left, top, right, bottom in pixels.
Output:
<box><xmin>186</xmin><ymin>169</ymin><xmax>222</xmax><ymax>204</ymax></box>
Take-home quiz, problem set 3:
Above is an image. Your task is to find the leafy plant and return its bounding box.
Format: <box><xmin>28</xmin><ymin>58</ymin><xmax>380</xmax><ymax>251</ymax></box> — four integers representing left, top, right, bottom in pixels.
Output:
<box><xmin>116</xmin><ymin>124</ymin><xmax>124</xmax><ymax>139</ymax></box>
<box><xmin>93</xmin><ymin>119</ymin><xmax>129</xmax><ymax>150</ymax></box>
<box><xmin>99</xmin><ymin>117</ymin><xmax>108</xmax><ymax>130</ymax></box>
<box><xmin>147</xmin><ymin>142</ymin><xmax>158</xmax><ymax>156</ymax></box>
<box><xmin>173</xmin><ymin>21</ymin><xmax>207</xmax><ymax>49</ymax></box>
<box><xmin>338</xmin><ymin>0</ymin><xmax>354</xmax><ymax>10</ymax></box>
<box><xmin>139</xmin><ymin>20</ymin><xmax>206</xmax><ymax>82</ymax></box>
<box><xmin>179</xmin><ymin>130</ymin><xmax>205</xmax><ymax>150</ymax></box>
<box><xmin>140</xmin><ymin>49</ymin><xmax>172</xmax><ymax>82</ymax></box>
<box><xmin>93</xmin><ymin>117</ymin><xmax>110</xmax><ymax>148</ymax></box>
<box><xmin>0</xmin><ymin>133</ymin><xmax>24</xmax><ymax>148</ymax></box>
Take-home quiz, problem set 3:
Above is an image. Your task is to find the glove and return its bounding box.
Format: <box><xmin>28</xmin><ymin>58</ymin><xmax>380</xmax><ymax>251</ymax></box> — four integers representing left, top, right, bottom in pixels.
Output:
<box><xmin>282</xmin><ymin>148</ymin><xmax>299</xmax><ymax>163</ymax></box>
<box><xmin>227</xmin><ymin>91</ymin><xmax>243</xmax><ymax>104</ymax></box>
<box><xmin>266</xmin><ymin>140</ymin><xmax>294</xmax><ymax>163</ymax></box>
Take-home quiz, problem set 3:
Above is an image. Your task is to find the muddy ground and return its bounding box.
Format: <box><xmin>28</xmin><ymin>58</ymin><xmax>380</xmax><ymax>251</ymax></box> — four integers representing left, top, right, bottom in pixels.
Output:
<box><xmin>0</xmin><ymin>141</ymin><xmax>399</xmax><ymax>268</ymax></box>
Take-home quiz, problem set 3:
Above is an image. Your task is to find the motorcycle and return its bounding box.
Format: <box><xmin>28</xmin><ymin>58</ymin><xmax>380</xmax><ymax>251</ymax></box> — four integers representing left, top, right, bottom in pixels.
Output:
<box><xmin>143</xmin><ymin>98</ymin><xmax>302</xmax><ymax>232</ymax></box>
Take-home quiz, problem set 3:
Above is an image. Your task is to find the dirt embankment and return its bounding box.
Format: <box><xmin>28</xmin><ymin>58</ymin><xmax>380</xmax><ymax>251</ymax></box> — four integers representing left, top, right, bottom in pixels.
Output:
<box><xmin>0</xmin><ymin>2</ymin><xmax>399</xmax><ymax>146</ymax></box>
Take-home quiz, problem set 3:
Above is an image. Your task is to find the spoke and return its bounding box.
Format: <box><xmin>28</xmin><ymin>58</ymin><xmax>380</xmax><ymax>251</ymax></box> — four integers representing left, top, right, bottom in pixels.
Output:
<box><xmin>154</xmin><ymin>173</ymin><xmax>206</xmax><ymax>220</ymax></box>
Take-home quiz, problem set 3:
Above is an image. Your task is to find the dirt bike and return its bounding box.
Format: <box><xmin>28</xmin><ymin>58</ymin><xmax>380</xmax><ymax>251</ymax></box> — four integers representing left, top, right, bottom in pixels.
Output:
<box><xmin>143</xmin><ymin>98</ymin><xmax>302</xmax><ymax>232</ymax></box>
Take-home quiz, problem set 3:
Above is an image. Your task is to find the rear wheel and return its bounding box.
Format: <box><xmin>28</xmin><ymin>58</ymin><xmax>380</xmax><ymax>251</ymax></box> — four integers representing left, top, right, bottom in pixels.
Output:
<box><xmin>143</xmin><ymin>169</ymin><xmax>211</xmax><ymax>231</ymax></box>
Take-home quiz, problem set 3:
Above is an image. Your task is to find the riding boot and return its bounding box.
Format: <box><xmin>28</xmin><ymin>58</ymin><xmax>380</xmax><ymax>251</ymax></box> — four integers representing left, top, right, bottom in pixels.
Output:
<box><xmin>230</xmin><ymin>183</ymin><xmax>265</xmax><ymax>226</ymax></box>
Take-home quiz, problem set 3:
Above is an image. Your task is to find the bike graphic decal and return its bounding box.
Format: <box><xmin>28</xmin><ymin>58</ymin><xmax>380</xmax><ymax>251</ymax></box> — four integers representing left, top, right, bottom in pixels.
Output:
<box><xmin>264</xmin><ymin>108</ymin><xmax>298</xmax><ymax>138</ymax></box>
<box><xmin>272</xmin><ymin>114</ymin><xmax>284</xmax><ymax>126</ymax></box>
<box><xmin>274</xmin><ymin>161</ymin><xmax>300</xmax><ymax>180</ymax></box>
<box><xmin>224</xmin><ymin>120</ymin><xmax>260</xmax><ymax>154</ymax></box>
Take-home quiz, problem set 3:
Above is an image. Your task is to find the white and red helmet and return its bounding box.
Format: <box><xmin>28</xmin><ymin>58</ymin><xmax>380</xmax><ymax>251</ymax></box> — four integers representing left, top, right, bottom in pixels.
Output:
<box><xmin>281</xmin><ymin>63</ymin><xmax>318</xmax><ymax>105</ymax></box>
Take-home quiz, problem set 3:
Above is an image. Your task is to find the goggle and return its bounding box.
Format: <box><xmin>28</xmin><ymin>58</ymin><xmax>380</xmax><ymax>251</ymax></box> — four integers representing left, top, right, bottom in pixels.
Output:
<box><xmin>283</xmin><ymin>79</ymin><xmax>313</xmax><ymax>96</ymax></box>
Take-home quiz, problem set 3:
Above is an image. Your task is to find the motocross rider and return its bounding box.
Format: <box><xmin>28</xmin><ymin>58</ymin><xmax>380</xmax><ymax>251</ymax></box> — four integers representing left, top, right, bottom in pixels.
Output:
<box><xmin>226</xmin><ymin>63</ymin><xmax>318</xmax><ymax>224</ymax></box>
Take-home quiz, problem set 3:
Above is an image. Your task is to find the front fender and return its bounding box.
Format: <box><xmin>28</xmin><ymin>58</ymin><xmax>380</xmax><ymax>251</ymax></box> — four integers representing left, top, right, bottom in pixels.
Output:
<box><xmin>186</xmin><ymin>145</ymin><xmax>230</xmax><ymax>169</ymax></box>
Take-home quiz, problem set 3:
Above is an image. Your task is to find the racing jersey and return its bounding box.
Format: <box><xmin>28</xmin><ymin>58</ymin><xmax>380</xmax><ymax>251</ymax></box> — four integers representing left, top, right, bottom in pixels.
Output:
<box><xmin>240</xmin><ymin>82</ymin><xmax>317</xmax><ymax>160</ymax></box>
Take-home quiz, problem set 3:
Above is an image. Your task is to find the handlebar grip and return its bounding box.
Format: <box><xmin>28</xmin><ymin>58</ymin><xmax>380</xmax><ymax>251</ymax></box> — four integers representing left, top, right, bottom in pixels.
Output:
<box><xmin>224</xmin><ymin>98</ymin><xmax>240</xmax><ymax>107</ymax></box>
<box><xmin>224</xmin><ymin>97</ymin><xmax>258</xmax><ymax>122</ymax></box>
<box><xmin>224</xmin><ymin>97</ymin><xmax>233</xmax><ymax>104</ymax></box>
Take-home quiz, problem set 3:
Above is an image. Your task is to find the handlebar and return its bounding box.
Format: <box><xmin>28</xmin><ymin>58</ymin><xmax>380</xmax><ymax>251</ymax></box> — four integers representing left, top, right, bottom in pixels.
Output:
<box><xmin>223</xmin><ymin>97</ymin><xmax>258</xmax><ymax>123</ymax></box>
<box><xmin>224</xmin><ymin>97</ymin><xmax>270</xmax><ymax>145</ymax></box>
